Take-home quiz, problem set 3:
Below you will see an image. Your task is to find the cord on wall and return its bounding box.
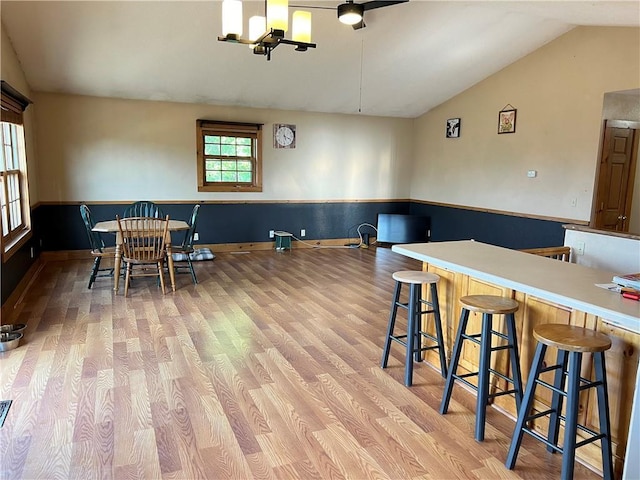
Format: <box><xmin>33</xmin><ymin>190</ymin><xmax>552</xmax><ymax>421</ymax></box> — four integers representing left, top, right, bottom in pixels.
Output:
<box><xmin>289</xmin><ymin>223</ymin><xmax>378</xmax><ymax>250</ymax></box>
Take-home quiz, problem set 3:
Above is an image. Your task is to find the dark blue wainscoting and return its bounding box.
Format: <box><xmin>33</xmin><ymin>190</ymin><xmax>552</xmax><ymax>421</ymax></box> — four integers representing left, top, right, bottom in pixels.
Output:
<box><xmin>1</xmin><ymin>240</ymin><xmax>37</xmax><ymax>305</ymax></box>
<box><xmin>409</xmin><ymin>203</ymin><xmax>566</xmax><ymax>250</ymax></box>
<box><xmin>3</xmin><ymin>200</ymin><xmax>568</xmax><ymax>305</ymax></box>
<box><xmin>32</xmin><ymin>202</ymin><xmax>411</xmax><ymax>252</ymax></box>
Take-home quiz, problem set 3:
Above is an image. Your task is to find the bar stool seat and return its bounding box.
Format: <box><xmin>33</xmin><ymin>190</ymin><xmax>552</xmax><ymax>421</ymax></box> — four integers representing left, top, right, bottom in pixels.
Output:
<box><xmin>381</xmin><ymin>270</ymin><xmax>447</xmax><ymax>387</ymax></box>
<box><xmin>506</xmin><ymin>324</ymin><xmax>613</xmax><ymax>480</ymax></box>
<box><xmin>440</xmin><ymin>294</ymin><xmax>523</xmax><ymax>441</ymax></box>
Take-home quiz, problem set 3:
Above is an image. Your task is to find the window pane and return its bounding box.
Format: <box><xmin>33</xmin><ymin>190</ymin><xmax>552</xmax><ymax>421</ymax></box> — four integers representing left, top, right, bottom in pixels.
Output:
<box><xmin>237</xmin><ymin>137</ymin><xmax>251</xmax><ymax>146</ymax></box>
<box><xmin>221</xmin><ymin>136</ymin><xmax>235</xmax><ymax>145</ymax></box>
<box><xmin>221</xmin><ymin>171</ymin><xmax>237</xmax><ymax>182</ymax></box>
<box><xmin>238</xmin><ymin>171</ymin><xmax>252</xmax><ymax>183</ymax></box>
<box><xmin>221</xmin><ymin>160</ymin><xmax>237</xmax><ymax>171</ymax></box>
<box><xmin>237</xmin><ymin>145</ymin><xmax>251</xmax><ymax>157</ymax></box>
<box><xmin>1</xmin><ymin>173</ymin><xmax>8</xmax><ymax>236</ymax></box>
<box><xmin>205</xmin><ymin>171</ymin><xmax>221</xmax><ymax>182</ymax></box>
<box><xmin>237</xmin><ymin>160</ymin><xmax>252</xmax><ymax>171</ymax></box>
<box><xmin>204</xmin><ymin>135</ymin><xmax>220</xmax><ymax>143</ymax></box>
<box><xmin>9</xmin><ymin>127</ymin><xmax>19</xmax><ymax>169</ymax></box>
<box><xmin>1</xmin><ymin>206</ymin><xmax>7</xmax><ymax>236</ymax></box>
<box><xmin>204</xmin><ymin>144</ymin><xmax>220</xmax><ymax>155</ymax></box>
<box><xmin>221</xmin><ymin>144</ymin><xmax>236</xmax><ymax>156</ymax></box>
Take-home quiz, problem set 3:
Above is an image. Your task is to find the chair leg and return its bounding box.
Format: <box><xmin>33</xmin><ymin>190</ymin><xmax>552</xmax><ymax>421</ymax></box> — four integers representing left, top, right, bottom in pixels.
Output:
<box><xmin>405</xmin><ymin>283</ymin><xmax>418</xmax><ymax>386</ymax></box>
<box><xmin>594</xmin><ymin>352</ymin><xmax>614</xmax><ymax>480</ymax></box>
<box><xmin>561</xmin><ymin>352</ymin><xmax>582</xmax><ymax>480</ymax></box>
<box><xmin>88</xmin><ymin>256</ymin><xmax>101</xmax><ymax>289</ymax></box>
<box><xmin>187</xmin><ymin>257</ymin><xmax>198</xmax><ymax>284</ymax></box>
<box><xmin>506</xmin><ymin>342</ymin><xmax>547</xmax><ymax>470</ymax></box>
<box><xmin>412</xmin><ymin>284</ymin><xmax>423</xmax><ymax>364</ymax></box>
<box><xmin>124</xmin><ymin>263</ymin><xmax>131</xmax><ymax>297</ymax></box>
<box><xmin>505</xmin><ymin>312</ymin><xmax>523</xmax><ymax>410</ymax></box>
<box><xmin>381</xmin><ymin>281</ymin><xmax>402</xmax><ymax>369</ymax></box>
<box><xmin>440</xmin><ymin>308</ymin><xmax>470</xmax><ymax>414</ymax></box>
<box><xmin>430</xmin><ymin>283</ymin><xmax>448</xmax><ymax>378</ymax></box>
<box><xmin>547</xmin><ymin>349</ymin><xmax>568</xmax><ymax>452</ymax></box>
<box><xmin>158</xmin><ymin>261</ymin><xmax>166</xmax><ymax>294</ymax></box>
<box><xmin>475</xmin><ymin>312</ymin><xmax>493</xmax><ymax>441</ymax></box>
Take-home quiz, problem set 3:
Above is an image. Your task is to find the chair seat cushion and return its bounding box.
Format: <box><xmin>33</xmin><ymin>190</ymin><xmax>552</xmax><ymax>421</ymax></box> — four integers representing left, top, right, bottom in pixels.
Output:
<box><xmin>172</xmin><ymin>248</ymin><xmax>215</xmax><ymax>262</ymax></box>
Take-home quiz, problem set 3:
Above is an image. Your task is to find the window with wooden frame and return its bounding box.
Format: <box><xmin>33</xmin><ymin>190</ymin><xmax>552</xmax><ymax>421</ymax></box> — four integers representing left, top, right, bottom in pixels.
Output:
<box><xmin>1</xmin><ymin>81</ymin><xmax>32</xmax><ymax>259</ymax></box>
<box><xmin>197</xmin><ymin>120</ymin><xmax>263</xmax><ymax>192</ymax></box>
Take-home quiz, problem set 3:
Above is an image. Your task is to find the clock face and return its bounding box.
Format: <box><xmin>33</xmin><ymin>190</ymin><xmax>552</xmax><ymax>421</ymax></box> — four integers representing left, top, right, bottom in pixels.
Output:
<box><xmin>274</xmin><ymin>124</ymin><xmax>296</xmax><ymax>148</ymax></box>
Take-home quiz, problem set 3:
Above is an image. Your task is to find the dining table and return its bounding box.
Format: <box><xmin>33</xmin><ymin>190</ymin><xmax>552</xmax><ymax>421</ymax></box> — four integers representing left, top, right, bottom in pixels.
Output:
<box><xmin>92</xmin><ymin>219</ymin><xmax>189</xmax><ymax>293</ymax></box>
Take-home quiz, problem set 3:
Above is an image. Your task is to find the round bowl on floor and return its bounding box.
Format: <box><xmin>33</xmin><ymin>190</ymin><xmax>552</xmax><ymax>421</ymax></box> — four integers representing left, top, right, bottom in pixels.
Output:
<box><xmin>0</xmin><ymin>332</ymin><xmax>23</xmax><ymax>352</ymax></box>
<box><xmin>0</xmin><ymin>323</ymin><xmax>26</xmax><ymax>334</ymax></box>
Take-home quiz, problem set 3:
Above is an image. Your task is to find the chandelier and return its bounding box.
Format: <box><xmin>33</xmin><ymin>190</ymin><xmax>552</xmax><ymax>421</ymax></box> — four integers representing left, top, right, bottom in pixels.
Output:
<box><xmin>218</xmin><ymin>0</ymin><xmax>316</xmax><ymax>61</ymax></box>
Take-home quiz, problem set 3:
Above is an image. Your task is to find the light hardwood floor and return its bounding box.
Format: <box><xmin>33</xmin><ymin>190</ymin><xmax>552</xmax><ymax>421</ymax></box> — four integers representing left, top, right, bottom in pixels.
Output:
<box><xmin>1</xmin><ymin>247</ymin><xmax>600</xmax><ymax>479</ymax></box>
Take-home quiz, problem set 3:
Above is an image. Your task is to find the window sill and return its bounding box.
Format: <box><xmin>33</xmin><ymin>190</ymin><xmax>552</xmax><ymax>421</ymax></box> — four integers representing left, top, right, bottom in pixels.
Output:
<box><xmin>198</xmin><ymin>185</ymin><xmax>263</xmax><ymax>193</ymax></box>
<box><xmin>2</xmin><ymin>228</ymin><xmax>32</xmax><ymax>262</ymax></box>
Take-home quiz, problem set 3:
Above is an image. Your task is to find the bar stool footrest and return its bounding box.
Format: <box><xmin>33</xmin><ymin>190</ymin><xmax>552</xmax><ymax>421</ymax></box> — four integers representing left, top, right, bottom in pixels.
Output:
<box><xmin>521</xmin><ymin>427</ymin><xmax>563</xmax><ymax>453</ymax></box>
<box><xmin>487</xmin><ymin>388</ymin><xmax>520</xmax><ymax>400</ymax></box>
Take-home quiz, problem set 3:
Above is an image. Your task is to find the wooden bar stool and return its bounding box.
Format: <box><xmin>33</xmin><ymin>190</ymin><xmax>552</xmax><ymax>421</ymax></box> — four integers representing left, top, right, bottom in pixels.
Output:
<box><xmin>506</xmin><ymin>324</ymin><xmax>613</xmax><ymax>480</ymax></box>
<box><xmin>381</xmin><ymin>271</ymin><xmax>447</xmax><ymax>387</ymax></box>
<box><xmin>439</xmin><ymin>295</ymin><xmax>523</xmax><ymax>441</ymax></box>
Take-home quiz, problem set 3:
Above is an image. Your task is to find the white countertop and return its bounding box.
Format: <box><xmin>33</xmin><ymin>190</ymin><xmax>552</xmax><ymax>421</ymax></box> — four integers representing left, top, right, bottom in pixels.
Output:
<box><xmin>392</xmin><ymin>240</ymin><xmax>640</xmax><ymax>333</ymax></box>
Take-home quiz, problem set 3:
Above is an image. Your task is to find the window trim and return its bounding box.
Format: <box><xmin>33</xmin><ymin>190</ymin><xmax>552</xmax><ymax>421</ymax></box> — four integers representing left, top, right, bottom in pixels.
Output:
<box><xmin>196</xmin><ymin>120</ymin><xmax>263</xmax><ymax>192</ymax></box>
<box><xmin>1</xmin><ymin>81</ymin><xmax>33</xmax><ymax>262</ymax></box>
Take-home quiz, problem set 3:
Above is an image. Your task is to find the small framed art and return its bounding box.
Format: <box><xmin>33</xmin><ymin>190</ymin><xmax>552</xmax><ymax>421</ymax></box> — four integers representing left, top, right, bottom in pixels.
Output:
<box><xmin>446</xmin><ymin>118</ymin><xmax>461</xmax><ymax>138</ymax></box>
<box><xmin>498</xmin><ymin>108</ymin><xmax>517</xmax><ymax>134</ymax></box>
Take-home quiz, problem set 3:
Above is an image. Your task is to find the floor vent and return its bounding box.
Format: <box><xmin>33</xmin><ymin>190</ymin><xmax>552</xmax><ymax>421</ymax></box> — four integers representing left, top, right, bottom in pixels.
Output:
<box><xmin>0</xmin><ymin>400</ymin><xmax>12</xmax><ymax>428</ymax></box>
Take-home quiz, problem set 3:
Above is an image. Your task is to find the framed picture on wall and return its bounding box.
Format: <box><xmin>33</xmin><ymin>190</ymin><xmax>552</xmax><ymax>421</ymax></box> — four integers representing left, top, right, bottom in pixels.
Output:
<box><xmin>446</xmin><ymin>118</ymin><xmax>461</xmax><ymax>138</ymax></box>
<box><xmin>498</xmin><ymin>108</ymin><xmax>517</xmax><ymax>134</ymax></box>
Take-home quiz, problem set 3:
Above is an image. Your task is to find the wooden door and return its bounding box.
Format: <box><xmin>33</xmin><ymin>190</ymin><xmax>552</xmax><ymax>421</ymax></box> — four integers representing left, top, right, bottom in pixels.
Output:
<box><xmin>593</xmin><ymin>121</ymin><xmax>639</xmax><ymax>232</ymax></box>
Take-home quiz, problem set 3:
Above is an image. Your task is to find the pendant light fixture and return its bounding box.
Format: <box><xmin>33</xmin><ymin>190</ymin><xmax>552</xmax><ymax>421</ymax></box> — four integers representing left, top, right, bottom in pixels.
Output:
<box><xmin>218</xmin><ymin>0</ymin><xmax>316</xmax><ymax>61</ymax></box>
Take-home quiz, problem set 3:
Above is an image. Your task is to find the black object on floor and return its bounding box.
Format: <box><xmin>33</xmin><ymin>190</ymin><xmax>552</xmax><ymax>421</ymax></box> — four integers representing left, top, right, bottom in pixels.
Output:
<box><xmin>0</xmin><ymin>400</ymin><xmax>12</xmax><ymax>428</ymax></box>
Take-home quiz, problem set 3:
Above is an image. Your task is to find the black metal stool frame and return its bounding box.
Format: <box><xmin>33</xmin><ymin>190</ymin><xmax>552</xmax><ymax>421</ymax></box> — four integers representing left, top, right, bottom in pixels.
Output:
<box><xmin>381</xmin><ymin>280</ymin><xmax>447</xmax><ymax>387</ymax></box>
<box><xmin>506</xmin><ymin>342</ymin><xmax>614</xmax><ymax>480</ymax></box>
<box><xmin>439</xmin><ymin>307</ymin><xmax>523</xmax><ymax>441</ymax></box>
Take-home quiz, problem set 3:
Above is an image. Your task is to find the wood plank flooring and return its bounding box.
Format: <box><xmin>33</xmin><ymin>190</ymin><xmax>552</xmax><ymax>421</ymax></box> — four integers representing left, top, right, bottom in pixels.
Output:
<box><xmin>0</xmin><ymin>247</ymin><xmax>601</xmax><ymax>479</ymax></box>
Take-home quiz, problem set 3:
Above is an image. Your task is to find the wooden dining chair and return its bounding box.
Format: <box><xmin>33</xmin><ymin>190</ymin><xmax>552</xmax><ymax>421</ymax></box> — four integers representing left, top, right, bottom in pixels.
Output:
<box><xmin>80</xmin><ymin>204</ymin><xmax>115</xmax><ymax>288</ymax></box>
<box><xmin>116</xmin><ymin>215</ymin><xmax>170</xmax><ymax>296</ymax></box>
<box><xmin>123</xmin><ymin>201</ymin><xmax>164</xmax><ymax>218</ymax></box>
<box><xmin>171</xmin><ymin>204</ymin><xmax>200</xmax><ymax>284</ymax></box>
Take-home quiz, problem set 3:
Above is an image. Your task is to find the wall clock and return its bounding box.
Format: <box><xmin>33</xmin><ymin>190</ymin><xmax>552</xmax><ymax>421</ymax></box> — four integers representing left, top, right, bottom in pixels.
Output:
<box><xmin>274</xmin><ymin>124</ymin><xmax>296</xmax><ymax>149</ymax></box>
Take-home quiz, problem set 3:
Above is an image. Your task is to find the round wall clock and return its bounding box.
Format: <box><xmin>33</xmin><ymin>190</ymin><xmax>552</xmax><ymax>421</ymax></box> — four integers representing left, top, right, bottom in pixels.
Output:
<box><xmin>274</xmin><ymin>124</ymin><xmax>296</xmax><ymax>149</ymax></box>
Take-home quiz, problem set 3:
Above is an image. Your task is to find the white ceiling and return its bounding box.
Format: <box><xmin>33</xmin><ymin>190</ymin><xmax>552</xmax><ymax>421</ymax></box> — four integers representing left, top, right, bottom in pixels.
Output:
<box><xmin>2</xmin><ymin>1</ymin><xmax>639</xmax><ymax>118</ymax></box>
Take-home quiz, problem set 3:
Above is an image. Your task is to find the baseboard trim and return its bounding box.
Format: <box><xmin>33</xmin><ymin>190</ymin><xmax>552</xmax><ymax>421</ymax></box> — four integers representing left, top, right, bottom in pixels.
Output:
<box><xmin>39</xmin><ymin>238</ymin><xmax>376</xmax><ymax>261</ymax></box>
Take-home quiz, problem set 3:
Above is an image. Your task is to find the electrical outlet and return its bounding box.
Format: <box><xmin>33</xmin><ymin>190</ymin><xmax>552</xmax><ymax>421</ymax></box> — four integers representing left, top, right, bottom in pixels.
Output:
<box><xmin>30</xmin><ymin>247</ymin><xmax>34</xmax><ymax>258</ymax></box>
<box><xmin>269</xmin><ymin>230</ymin><xmax>275</xmax><ymax>239</ymax></box>
<box><xmin>575</xmin><ymin>241</ymin><xmax>585</xmax><ymax>255</ymax></box>
<box><xmin>570</xmin><ymin>198</ymin><xmax>577</xmax><ymax>207</ymax></box>
<box><xmin>193</xmin><ymin>232</ymin><xmax>199</xmax><ymax>241</ymax></box>
<box><xmin>300</xmin><ymin>229</ymin><xmax>306</xmax><ymax>237</ymax></box>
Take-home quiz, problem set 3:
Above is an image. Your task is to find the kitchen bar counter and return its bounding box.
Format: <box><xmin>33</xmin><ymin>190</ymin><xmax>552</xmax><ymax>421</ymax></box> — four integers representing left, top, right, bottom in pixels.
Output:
<box><xmin>392</xmin><ymin>240</ymin><xmax>639</xmax><ymax>332</ymax></box>
<box><xmin>391</xmin><ymin>240</ymin><xmax>639</xmax><ymax>479</ymax></box>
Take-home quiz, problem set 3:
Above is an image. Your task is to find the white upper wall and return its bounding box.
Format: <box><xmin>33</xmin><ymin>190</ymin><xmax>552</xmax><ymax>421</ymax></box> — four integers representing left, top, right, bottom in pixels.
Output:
<box><xmin>411</xmin><ymin>27</ymin><xmax>640</xmax><ymax>223</ymax></box>
<box><xmin>1</xmin><ymin>22</ymin><xmax>39</xmax><ymax>206</ymax></box>
<box><xmin>32</xmin><ymin>93</ymin><xmax>414</xmax><ymax>202</ymax></box>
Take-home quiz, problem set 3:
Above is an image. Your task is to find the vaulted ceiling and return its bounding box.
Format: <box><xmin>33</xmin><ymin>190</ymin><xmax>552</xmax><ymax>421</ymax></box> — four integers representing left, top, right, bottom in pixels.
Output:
<box><xmin>2</xmin><ymin>1</ymin><xmax>638</xmax><ymax>118</ymax></box>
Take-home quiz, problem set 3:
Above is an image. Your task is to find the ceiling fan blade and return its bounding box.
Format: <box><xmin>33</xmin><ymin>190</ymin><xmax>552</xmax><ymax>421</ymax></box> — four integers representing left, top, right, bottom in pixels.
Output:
<box><xmin>361</xmin><ymin>0</ymin><xmax>408</xmax><ymax>11</ymax></box>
